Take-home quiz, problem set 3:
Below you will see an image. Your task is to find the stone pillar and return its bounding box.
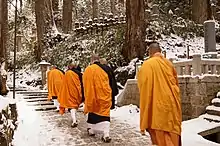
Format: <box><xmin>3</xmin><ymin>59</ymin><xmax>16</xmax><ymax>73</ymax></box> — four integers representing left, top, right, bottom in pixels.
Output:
<box><xmin>204</xmin><ymin>20</ymin><xmax>216</xmax><ymax>53</ymax></box>
<box><xmin>39</xmin><ymin>61</ymin><xmax>50</xmax><ymax>87</ymax></box>
<box><xmin>192</xmin><ymin>54</ymin><xmax>202</xmax><ymax>75</ymax></box>
<box><xmin>16</xmin><ymin>34</ymin><xmax>23</xmax><ymax>52</ymax></box>
<box><xmin>135</xmin><ymin>62</ymin><xmax>142</xmax><ymax>79</ymax></box>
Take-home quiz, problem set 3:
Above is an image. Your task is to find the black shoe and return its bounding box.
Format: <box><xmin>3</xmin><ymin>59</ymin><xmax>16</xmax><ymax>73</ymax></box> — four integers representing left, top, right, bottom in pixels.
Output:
<box><xmin>87</xmin><ymin>128</ymin><xmax>95</xmax><ymax>136</ymax></box>
<box><xmin>71</xmin><ymin>122</ymin><xmax>78</xmax><ymax>128</ymax></box>
<box><xmin>101</xmin><ymin>136</ymin><xmax>111</xmax><ymax>143</ymax></box>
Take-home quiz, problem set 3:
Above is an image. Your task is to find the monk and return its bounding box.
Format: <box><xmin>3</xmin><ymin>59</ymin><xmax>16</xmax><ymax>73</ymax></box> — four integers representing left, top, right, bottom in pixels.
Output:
<box><xmin>83</xmin><ymin>54</ymin><xmax>112</xmax><ymax>143</ymax></box>
<box><xmin>58</xmin><ymin>62</ymin><xmax>84</xmax><ymax>128</ymax></box>
<box><xmin>100</xmin><ymin>58</ymin><xmax>119</xmax><ymax>109</ymax></box>
<box><xmin>137</xmin><ymin>42</ymin><xmax>182</xmax><ymax>146</ymax></box>
<box><xmin>47</xmin><ymin>65</ymin><xmax>65</xmax><ymax>111</ymax></box>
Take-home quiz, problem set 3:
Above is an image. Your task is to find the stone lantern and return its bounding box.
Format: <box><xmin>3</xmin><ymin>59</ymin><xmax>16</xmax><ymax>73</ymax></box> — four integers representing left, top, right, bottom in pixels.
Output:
<box><xmin>39</xmin><ymin>60</ymin><xmax>50</xmax><ymax>87</ymax></box>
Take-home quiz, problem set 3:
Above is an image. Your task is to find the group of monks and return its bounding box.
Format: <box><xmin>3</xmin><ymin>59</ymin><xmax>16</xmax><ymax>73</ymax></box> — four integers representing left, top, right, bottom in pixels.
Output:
<box><xmin>47</xmin><ymin>55</ymin><xmax>118</xmax><ymax>143</ymax></box>
<box><xmin>47</xmin><ymin>42</ymin><xmax>182</xmax><ymax>146</ymax></box>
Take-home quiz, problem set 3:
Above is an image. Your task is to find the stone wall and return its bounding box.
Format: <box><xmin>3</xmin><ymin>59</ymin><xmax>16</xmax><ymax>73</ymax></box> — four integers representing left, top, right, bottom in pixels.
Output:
<box><xmin>117</xmin><ymin>76</ymin><xmax>220</xmax><ymax>121</ymax></box>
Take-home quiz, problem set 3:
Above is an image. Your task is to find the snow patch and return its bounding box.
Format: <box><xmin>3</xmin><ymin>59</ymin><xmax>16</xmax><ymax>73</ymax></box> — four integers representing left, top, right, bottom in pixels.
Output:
<box><xmin>212</xmin><ymin>98</ymin><xmax>220</xmax><ymax>104</ymax></box>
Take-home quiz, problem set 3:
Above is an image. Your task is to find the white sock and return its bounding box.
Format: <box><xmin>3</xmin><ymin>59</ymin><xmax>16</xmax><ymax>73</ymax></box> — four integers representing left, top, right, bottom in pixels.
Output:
<box><xmin>53</xmin><ymin>99</ymin><xmax>60</xmax><ymax>110</ymax></box>
<box><xmin>70</xmin><ymin>109</ymin><xmax>77</xmax><ymax>123</ymax></box>
<box><xmin>93</xmin><ymin>121</ymin><xmax>110</xmax><ymax>138</ymax></box>
<box><xmin>87</xmin><ymin>123</ymin><xmax>95</xmax><ymax>134</ymax></box>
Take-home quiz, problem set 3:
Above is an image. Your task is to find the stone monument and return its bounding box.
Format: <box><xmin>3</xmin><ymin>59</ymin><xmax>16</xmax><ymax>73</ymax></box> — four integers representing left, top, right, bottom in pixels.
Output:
<box><xmin>204</xmin><ymin>20</ymin><xmax>216</xmax><ymax>57</ymax></box>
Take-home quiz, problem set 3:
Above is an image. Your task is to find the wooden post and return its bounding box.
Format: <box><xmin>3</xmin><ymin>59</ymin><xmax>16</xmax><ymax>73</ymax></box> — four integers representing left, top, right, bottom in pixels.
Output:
<box><xmin>39</xmin><ymin>61</ymin><xmax>50</xmax><ymax>87</ymax></box>
<box><xmin>187</xmin><ymin>46</ymin><xmax>190</xmax><ymax>59</ymax></box>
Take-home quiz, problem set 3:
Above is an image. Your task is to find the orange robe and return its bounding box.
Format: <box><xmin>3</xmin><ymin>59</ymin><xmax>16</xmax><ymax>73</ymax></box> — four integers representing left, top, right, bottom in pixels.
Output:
<box><xmin>137</xmin><ymin>53</ymin><xmax>182</xmax><ymax>146</ymax></box>
<box><xmin>83</xmin><ymin>64</ymin><xmax>112</xmax><ymax>117</ymax></box>
<box><xmin>58</xmin><ymin>70</ymin><xmax>83</xmax><ymax>114</ymax></box>
<box><xmin>47</xmin><ymin>69</ymin><xmax>64</xmax><ymax>100</ymax></box>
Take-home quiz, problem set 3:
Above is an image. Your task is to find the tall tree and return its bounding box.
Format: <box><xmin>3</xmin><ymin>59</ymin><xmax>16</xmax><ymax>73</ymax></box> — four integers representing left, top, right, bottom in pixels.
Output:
<box><xmin>0</xmin><ymin>0</ymin><xmax>8</xmax><ymax>60</ymax></box>
<box><xmin>123</xmin><ymin>0</ymin><xmax>145</xmax><ymax>61</ymax></box>
<box><xmin>92</xmin><ymin>0</ymin><xmax>98</xmax><ymax>18</ymax></box>
<box><xmin>63</xmin><ymin>0</ymin><xmax>72</xmax><ymax>33</ymax></box>
<box><xmin>192</xmin><ymin>0</ymin><xmax>212</xmax><ymax>23</ymax></box>
<box><xmin>110</xmin><ymin>0</ymin><xmax>116</xmax><ymax>15</ymax></box>
<box><xmin>52</xmin><ymin>0</ymin><xmax>59</xmax><ymax>12</ymax></box>
<box><xmin>35</xmin><ymin>0</ymin><xmax>54</xmax><ymax>61</ymax></box>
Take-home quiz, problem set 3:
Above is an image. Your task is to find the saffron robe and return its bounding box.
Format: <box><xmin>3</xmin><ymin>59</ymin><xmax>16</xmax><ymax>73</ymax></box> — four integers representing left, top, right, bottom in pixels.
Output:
<box><xmin>47</xmin><ymin>68</ymin><xmax>64</xmax><ymax>100</ymax></box>
<box><xmin>137</xmin><ymin>53</ymin><xmax>182</xmax><ymax>145</ymax></box>
<box><xmin>58</xmin><ymin>69</ymin><xmax>84</xmax><ymax>112</ymax></box>
<box><xmin>83</xmin><ymin>63</ymin><xmax>112</xmax><ymax>117</ymax></box>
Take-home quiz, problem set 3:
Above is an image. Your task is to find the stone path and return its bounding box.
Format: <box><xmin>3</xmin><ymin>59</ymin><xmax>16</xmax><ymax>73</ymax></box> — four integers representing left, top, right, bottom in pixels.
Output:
<box><xmin>12</xmin><ymin>91</ymin><xmax>152</xmax><ymax>146</ymax></box>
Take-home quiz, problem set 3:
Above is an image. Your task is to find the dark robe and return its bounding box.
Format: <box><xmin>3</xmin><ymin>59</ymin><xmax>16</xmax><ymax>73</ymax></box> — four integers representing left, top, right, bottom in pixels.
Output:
<box><xmin>87</xmin><ymin>62</ymin><xmax>119</xmax><ymax>124</ymax></box>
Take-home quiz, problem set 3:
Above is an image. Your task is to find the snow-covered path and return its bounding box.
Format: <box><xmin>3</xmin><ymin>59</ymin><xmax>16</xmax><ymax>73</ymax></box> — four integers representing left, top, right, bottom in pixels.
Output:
<box><xmin>12</xmin><ymin>92</ymin><xmax>151</xmax><ymax>146</ymax></box>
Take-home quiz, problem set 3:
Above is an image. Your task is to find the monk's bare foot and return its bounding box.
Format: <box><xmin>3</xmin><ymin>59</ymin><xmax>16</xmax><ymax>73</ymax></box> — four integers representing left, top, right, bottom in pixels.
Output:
<box><xmin>87</xmin><ymin>128</ymin><xmax>95</xmax><ymax>136</ymax></box>
<box><xmin>101</xmin><ymin>136</ymin><xmax>111</xmax><ymax>143</ymax></box>
<box><xmin>71</xmin><ymin>122</ymin><xmax>78</xmax><ymax>128</ymax></box>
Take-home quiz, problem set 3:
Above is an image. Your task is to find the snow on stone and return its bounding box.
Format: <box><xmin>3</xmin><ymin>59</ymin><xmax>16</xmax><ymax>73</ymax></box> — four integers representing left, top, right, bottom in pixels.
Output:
<box><xmin>201</xmin><ymin>114</ymin><xmax>220</xmax><ymax>122</ymax></box>
<box><xmin>212</xmin><ymin>98</ymin><xmax>220</xmax><ymax>104</ymax></box>
<box><xmin>0</xmin><ymin>96</ymin><xmax>9</xmax><ymax>111</ymax></box>
<box><xmin>206</xmin><ymin>105</ymin><xmax>220</xmax><ymax>111</ymax></box>
<box><xmin>217</xmin><ymin>92</ymin><xmax>220</xmax><ymax>97</ymax></box>
<box><xmin>115</xmin><ymin>58</ymin><xmax>138</xmax><ymax>74</ymax></box>
<box><xmin>182</xmin><ymin>116</ymin><xmax>220</xmax><ymax>146</ymax></box>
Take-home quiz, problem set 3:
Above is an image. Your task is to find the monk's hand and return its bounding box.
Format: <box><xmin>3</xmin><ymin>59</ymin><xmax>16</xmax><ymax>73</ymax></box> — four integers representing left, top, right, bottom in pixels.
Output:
<box><xmin>140</xmin><ymin>130</ymin><xmax>145</xmax><ymax>136</ymax></box>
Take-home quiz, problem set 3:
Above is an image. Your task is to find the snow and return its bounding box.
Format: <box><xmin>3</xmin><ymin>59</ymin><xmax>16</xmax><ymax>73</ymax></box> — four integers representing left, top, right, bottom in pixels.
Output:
<box><xmin>110</xmin><ymin>104</ymin><xmax>220</xmax><ymax>146</ymax></box>
<box><xmin>0</xmin><ymin>96</ymin><xmax>10</xmax><ymax>111</ymax></box>
<box><xmin>201</xmin><ymin>114</ymin><xmax>220</xmax><ymax>122</ymax></box>
<box><xmin>212</xmin><ymin>98</ymin><xmax>220</xmax><ymax>104</ymax></box>
<box><xmin>206</xmin><ymin>105</ymin><xmax>220</xmax><ymax>111</ymax></box>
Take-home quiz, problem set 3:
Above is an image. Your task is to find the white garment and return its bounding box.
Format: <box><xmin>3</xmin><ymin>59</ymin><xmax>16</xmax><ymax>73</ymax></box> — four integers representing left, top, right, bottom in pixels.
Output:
<box><xmin>87</xmin><ymin>121</ymin><xmax>110</xmax><ymax>138</ymax></box>
<box><xmin>70</xmin><ymin>109</ymin><xmax>77</xmax><ymax>123</ymax></box>
<box><xmin>53</xmin><ymin>99</ymin><xmax>60</xmax><ymax>110</ymax></box>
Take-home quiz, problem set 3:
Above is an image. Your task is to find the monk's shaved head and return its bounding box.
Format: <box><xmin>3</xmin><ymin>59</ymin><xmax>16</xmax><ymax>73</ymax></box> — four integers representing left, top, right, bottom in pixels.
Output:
<box><xmin>100</xmin><ymin>58</ymin><xmax>107</xmax><ymax>65</ymax></box>
<box><xmin>148</xmin><ymin>42</ymin><xmax>161</xmax><ymax>57</ymax></box>
<box><xmin>91</xmin><ymin>54</ymin><xmax>100</xmax><ymax>64</ymax></box>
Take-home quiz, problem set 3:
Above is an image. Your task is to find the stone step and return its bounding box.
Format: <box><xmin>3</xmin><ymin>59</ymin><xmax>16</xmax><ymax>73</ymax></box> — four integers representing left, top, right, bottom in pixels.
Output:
<box><xmin>25</xmin><ymin>98</ymin><xmax>48</xmax><ymax>102</ymax></box>
<box><xmin>213</xmin><ymin>102</ymin><xmax>220</xmax><ymax>107</ymax></box>
<box><xmin>23</xmin><ymin>96</ymin><xmax>47</xmax><ymax>99</ymax></box>
<box><xmin>201</xmin><ymin>114</ymin><xmax>220</xmax><ymax>123</ymax></box>
<box><xmin>34</xmin><ymin>105</ymin><xmax>57</xmax><ymax>111</ymax></box>
<box><xmin>22</xmin><ymin>93</ymin><xmax>48</xmax><ymax>96</ymax></box>
<box><xmin>27</xmin><ymin>101</ymin><xmax>54</xmax><ymax>106</ymax></box>
<box><xmin>206</xmin><ymin>109</ymin><xmax>220</xmax><ymax>117</ymax></box>
<box><xmin>16</xmin><ymin>91</ymin><xmax>48</xmax><ymax>94</ymax></box>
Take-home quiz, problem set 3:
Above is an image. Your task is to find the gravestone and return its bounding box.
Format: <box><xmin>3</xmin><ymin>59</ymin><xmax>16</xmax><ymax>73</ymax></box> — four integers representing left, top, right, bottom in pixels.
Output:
<box><xmin>204</xmin><ymin>20</ymin><xmax>216</xmax><ymax>54</ymax></box>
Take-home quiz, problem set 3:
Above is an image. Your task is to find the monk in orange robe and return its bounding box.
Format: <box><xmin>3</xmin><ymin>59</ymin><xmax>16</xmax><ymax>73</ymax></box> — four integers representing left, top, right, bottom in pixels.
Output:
<box><xmin>83</xmin><ymin>54</ymin><xmax>112</xmax><ymax>143</ymax></box>
<box><xmin>58</xmin><ymin>62</ymin><xmax>84</xmax><ymax>128</ymax></box>
<box><xmin>47</xmin><ymin>65</ymin><xmax>65</xmax><ymax>111</ymax></box>
<box><xmin>137</xmin><ymin>42</ymin><xmax>182</xmax><ymax>146</ymax></box>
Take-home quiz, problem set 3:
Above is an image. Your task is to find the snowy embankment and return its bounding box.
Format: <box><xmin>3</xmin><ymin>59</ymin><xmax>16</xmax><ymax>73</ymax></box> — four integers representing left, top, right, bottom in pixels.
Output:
<box><xmin>110</xmin><ymin>104</ymin><xmax>220</xmax><ymax>146</ymax></box>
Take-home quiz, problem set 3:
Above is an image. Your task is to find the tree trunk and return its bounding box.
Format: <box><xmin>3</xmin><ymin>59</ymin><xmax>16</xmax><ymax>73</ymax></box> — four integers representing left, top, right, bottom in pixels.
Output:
<box><xmin>92</xmin><ymin>0</ymin><xmax>98</xmax><ymax>19</ymax></box>
<box><xmin>44</xmin><ymin>0</ymin><xmax>55</xmax><ymax>29</ymax></box>
<box><xmin>192</xmin><ymin>0</ymin><xmax>210</xmax><ymax>23</ymax></box>
<box><xmin>35</xmin><ymin>0</ymin><xmax>54</xmax><ymax>61</ymax></box>
<box><xmin>35</xmin><ymin>0</ymin><xmax>45</xmax><ymax>61</ymax></box>
<box><xmin>52</xmin><ymin>0</ymin><xmax>59</xmax><ymax>12</ymax></box>
<box><xmin>110</xmin><ymin>0</ymin><xmax>116</xmax><ymax>15</ymax></box>
<box><xmin>20</xmin><ymin>0</ymin><xmax>23</xmax><ymax>12</ymax></box>
<box><xmin>0</xmin><ymin>0</ymin><xmax>8</xmax><ymax>60</ymax></box>
<box><xmin>63</xmin><ymin>0</ymin><xmax>72</xmax><ymax>33</ymax></box>
<box><xmin>123</xmin><ymin>0</ymin><xmax>145</xmax><ymax>61</ymax></box>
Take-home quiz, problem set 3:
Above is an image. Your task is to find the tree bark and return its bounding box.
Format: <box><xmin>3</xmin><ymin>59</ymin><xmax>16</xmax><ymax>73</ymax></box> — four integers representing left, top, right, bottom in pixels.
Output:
<box><xmin>35</xmin><ymin>0</ymin><xmax>54</xmax><ymax>61</ymax></box>
<box><xmin>35</xmin><ymin>0</ymin><xmax>45</xmax><ymax>61</ymax></box>
<box><xmin>0</xmin><ymin>0</ymin><xmax>8</xmax><ymax>60</ymax></box>
<box><xmin>52</xmin><ymin>0</ymin><xmax>59</xmax><ymax>12</ymax></box>
<box><xmin>123</xmin><ymin>0</ymin><xmax>145</xmax><ymax>61</ymax></box>
<box><xmin>92</xmin><ymin>0</ymin><xmax>98</xmax><ymax>19</ymax></box>
<box><xmin>20</xmin><ymin>0</ymin><xmax>23</xmax><ymax>12</ymax></box>
<box><xmin>110</xmin><ymin>0</ymin><xmax>116</xmax><ymax>15</ymax></box>
<box><xmin>192</xmin><ymin>0</ymin><xmax>210</xmax><ymax>23</ymax></box>
<box><xmin>63</xmin><ymin>0</ymin><xmax>72</xmax><ymax>33</ymax></box>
